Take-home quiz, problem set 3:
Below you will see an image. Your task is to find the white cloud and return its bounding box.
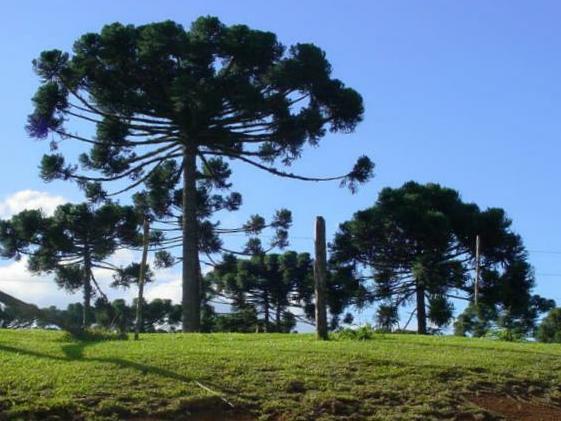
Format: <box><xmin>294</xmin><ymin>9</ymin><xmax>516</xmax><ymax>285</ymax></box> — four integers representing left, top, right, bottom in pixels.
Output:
<box><xmin>0</xmin><ymin>190</ymin><xmax>74</xmax><ymax>308</ymax></box>
<box><xmin>0</xmin><ymin>258</ymin><xmax>73</xmax><ymax>308</ymax></box>
<box><xmin>144</xmin><ymin>267</ymin><xmax>182</xmax><ymax>303</ymax></box>
<box><xmin>0</xmin><ymin>190</ymin><xmax>67</xmax><ymax>218</ymax></box>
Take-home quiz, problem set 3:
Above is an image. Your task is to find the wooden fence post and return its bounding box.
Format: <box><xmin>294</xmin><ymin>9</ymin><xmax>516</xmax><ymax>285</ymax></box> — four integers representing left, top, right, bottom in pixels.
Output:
<box><xmin>474</xmin><ymin>234</ymin><xmax>481</xmax><ymax>307</ymax></box>
<box><xmin>314</xmin><ymin>216</ymin><xmax>329</xmax><ymax>340</ymax></box>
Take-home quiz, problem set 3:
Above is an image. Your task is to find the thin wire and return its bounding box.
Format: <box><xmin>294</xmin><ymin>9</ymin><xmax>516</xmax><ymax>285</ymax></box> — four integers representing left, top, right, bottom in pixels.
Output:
<box><xmin>221</xmin><ymin>233</ymin><xmax>313</xmax><ymax>240</ymax></box>
<box><xmin>528</xmin><ymin>250</ymin><xmax>561</xmax><ymax>255</ymax></box>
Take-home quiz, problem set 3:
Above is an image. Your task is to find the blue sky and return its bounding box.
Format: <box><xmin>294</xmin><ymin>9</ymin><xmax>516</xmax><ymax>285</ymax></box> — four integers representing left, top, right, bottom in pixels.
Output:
<box><xmin>1</xmin><ymin>1</ymin><xmax>560</xmax><ymax>324</ymax></box>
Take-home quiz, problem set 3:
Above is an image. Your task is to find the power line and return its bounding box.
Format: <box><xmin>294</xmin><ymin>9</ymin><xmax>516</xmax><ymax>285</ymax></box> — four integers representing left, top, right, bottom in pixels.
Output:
<box><xmin>528</xmin><ymin>250</ymin><xmax>561</xmax><ymax>255</ymax></box>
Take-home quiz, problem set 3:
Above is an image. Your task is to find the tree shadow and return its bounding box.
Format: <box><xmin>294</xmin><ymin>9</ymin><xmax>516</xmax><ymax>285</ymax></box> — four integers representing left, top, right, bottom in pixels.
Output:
<box><xmin>61</xmin><ymin>342</ymin><xmax>85</xmax><ymax>360</ymax></box>
<box><xmin>0</xmin><ymin>342</ymin><xmax>248</xmax><ymax>419</ymax></box>
<box><xmin>0</xmin><ymin>342</ymin><xmax>192</xmax><ymax>384</ymax></box>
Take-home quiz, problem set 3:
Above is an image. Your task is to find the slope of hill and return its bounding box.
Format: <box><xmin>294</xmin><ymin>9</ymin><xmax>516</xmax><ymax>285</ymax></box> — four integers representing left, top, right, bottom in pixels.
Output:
<box><xmin>1</xmin><ymin>330</ymin><xmax>561</xmax><ymax>419</ymax></box>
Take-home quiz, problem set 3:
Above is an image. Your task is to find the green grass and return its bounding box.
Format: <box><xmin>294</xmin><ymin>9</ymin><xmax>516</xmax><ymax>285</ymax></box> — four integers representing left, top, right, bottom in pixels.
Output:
<box><xmin>1</xmin><ymin>330</ymin><xmax>561</xmax><ymax>420</ymax></box>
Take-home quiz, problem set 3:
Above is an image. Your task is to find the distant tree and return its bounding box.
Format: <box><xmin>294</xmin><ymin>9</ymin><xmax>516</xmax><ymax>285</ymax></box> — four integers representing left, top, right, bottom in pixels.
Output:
<box><xmin>455</xmin><ymin>258</ymin><xmax>555</xmax><ymax>338</ymax></box>
<box><xmin>375</xmin><ymin>304</ymin><xmax>399</xmax><ymax>332</ymax></box>
<box><xmin>59</xmin><ymin>298</ymin><xmax>182</xmax><ymax>333</ymax></box>
<box><xmin>0</xmin><ymin>203</ymin><xmax>140</xmax><ymax>327</ymax></box>
<box><xmin>0</xmin><ymin>290</ymin><xmax>82</xmax><ymax>334</ymax></box>
<box><xmin>453</xmin><ymin>304</ymin><xmax>495</xmax><ymax>338</ymax></box>
<box><xmin>536</xmin><ymin>308</ymin><xmax>561</xmax><ymax>343</ymax></box>
<box><xmin>207</xmin><ymin>251</ymin><xmax>360</xmax><ymax>332</ymax></box>
<box><xmin>212</xmin><ymin>307</ymin><xmax>260</xmax><ymax>333</ymax></box>
<box><xmin>0</xmin><ymin>302</ymin><xmax>35</xmax><ymax>328</ymax></box>
<box><xmin>27</xmin><ymin>17</ymin><xmax>373</xmax><ymax>331</ymax></box>
<box><xmin>111</xmin><ymin>190</ymin><xmax>155</xmax><ymax>340</ymax></box>
<box><xmin>331</xmin><ymin>181</ymin><xmax>546</xmax><ymax>334</ymax></box>
<box><xmin>94</xmin><ymin>298</ymin><xmax>134</xmax><ymax>333</ymax></box>
<box><xmin>207</xmin><ymin>252</ymin><xmax>308</xmax><ymax>332</ymax></box>
<box><xmin>138</xmin><ymin>298</ymin><xmax>181</xmax><ymax>332</ymax></box>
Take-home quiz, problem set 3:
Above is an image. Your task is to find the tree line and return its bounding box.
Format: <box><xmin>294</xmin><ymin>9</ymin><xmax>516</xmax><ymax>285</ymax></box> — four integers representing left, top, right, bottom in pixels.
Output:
<box><xmin>0</xmin><ymin>16</ymin><xmax>559</xmax><ymax>342</ymax></box>
<box><xmin>1</xmin><ymin>180</ymin><xmax>557</xmax><ymax>340</ymax></box>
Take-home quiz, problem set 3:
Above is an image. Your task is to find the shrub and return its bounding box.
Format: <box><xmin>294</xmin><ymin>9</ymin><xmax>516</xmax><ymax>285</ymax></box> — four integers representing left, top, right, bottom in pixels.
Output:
<box><xmin>333</xmin><ymin>324</ymin><xmax>376</xmax><ymax>341</ymax></box>
<box><xmin>536</xmin><ymin>308</ymin><xmax>561</xmax><ymax>343</ymax></box>
<box><xmin>61</xmin><ymin>327</ymin><xmax>129</xmax><ymax>342</ymax></box>
<box><xmin>484</xmin><ymin>327</ymin><xmax>526</xmax><ymax>342</ymax></box>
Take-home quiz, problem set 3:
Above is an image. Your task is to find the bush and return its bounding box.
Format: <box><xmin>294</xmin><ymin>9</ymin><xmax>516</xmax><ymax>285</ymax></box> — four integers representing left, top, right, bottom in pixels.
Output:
<box><xmin>61</xmin><ymin>327</ymin><xmax>129</xmax><ymax>342</ymax></box>
<box><xmin>484</xmin><ymin>327</ymin><xmax>526</xmax><ymax>342</ymax></box>
<box><xmin>536</xmin><ymin>308</ymin><xmax>561</xmax><ymax>343</ymax></box>
<box><xmin>333</xmin><ymin>324</ymin><xmax>376</xmax><ymax>341</ymax></box>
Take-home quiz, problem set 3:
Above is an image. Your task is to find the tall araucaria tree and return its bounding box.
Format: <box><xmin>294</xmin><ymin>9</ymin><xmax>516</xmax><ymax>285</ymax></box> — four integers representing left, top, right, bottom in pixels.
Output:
<box><xmin>27</xmin><ymin>17</ymin><xmax>373</xmax><ymax>331</ymax></box>
<box><xmin>0</xmin><ymin>203</ymin><xmax>140</xmax><ymax>327</ymax></box>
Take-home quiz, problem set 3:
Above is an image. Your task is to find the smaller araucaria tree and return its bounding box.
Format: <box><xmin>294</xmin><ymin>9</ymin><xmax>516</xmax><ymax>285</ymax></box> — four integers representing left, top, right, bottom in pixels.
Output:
<box><xmin>331</xmin><ymin>181</ymin><xmax>546</xmax><ymax>334</ymax></box>
<box><xmin>0</xmin><ymin>202</ymin><xmax>140</xmax><ymax>327</ymax></box>
<box><xmin>207</xmin><ymin>250</ymin><xmax>360</xmax><ymax>331</ymax></box>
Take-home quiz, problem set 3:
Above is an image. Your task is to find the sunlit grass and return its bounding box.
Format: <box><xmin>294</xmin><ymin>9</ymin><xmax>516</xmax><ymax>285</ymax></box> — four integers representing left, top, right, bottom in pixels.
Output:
<box><xmin>1</xmin><ymin>330</ymin><xmax>561</xmax><ymax>419</ymax></box>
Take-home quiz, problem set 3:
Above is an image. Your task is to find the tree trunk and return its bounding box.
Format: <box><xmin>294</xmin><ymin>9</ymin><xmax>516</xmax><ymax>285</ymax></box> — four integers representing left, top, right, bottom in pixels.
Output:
<box><xmin>314</xmin><ymin>216</ymin><xmax>329</xmax><ymax>340</ymax></box>
<box><xmin>263</xmin><ymin>292</ymin><xmax>270</xmax><ymax>333</ymax></box>
<box><xmin>83</xmin><ymin>256</ymin><xmax>92</xmax><ymax>328</ymax></box>
<box><xmin>416</xmin><ymin>281</ymin><xmax>427</xmax><ymax>335</ymax></box>
<box><xmin>275</xmin><ymin>304</ymin><xmax>282</xmax><ymax>331</ymax></box>
<box><xmin>182</xmin><ymin>145</ymin><xmax>201</xmax><ymax>332</ymax></box>
<box><xmin>135</xmin><ymin>217</ymin><xmax>150</xmax><ymax>340</ymax></box>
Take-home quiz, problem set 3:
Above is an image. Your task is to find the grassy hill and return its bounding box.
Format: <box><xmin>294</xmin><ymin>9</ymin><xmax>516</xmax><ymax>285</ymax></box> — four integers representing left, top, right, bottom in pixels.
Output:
<box><xmin>1</xmin><ymin>330</ymin><xmax>561</xmax><ymax>420</ymax></box>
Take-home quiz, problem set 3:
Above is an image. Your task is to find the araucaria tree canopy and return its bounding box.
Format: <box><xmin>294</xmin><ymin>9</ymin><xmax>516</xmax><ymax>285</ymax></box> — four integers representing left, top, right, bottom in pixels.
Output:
<box><xmin>330</xmin><ymin>181</ymin><xmax>545</xmax><ymax>334</ymax></box>
<box><xmin>27</xmin><ymin>16</ymin><xmax>373</xmax><ymax>331</ymax></box>
<box><xmin>0</xmin><ymin>203</ymin><xmax>140</xmax><ymax>327</ymax></box>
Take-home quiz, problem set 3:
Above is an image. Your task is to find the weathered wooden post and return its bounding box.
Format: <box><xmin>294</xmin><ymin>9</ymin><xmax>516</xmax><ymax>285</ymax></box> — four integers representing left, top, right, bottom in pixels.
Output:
<box><xmin>474</xmin><ymin>234</ymin><xmax>481</xmax><ymax>307</ymax></box>
<box><xmin>314</xmin><ymin>216</ymin><xmax>329</xmax><ymax>340</ymax></box>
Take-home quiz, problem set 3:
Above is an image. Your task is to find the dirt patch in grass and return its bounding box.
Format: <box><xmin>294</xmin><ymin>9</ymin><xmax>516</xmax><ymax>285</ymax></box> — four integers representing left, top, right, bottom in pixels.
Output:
<box><xmin>467</xmin><ymin>393</ymin><xmax>561</xmax><ymax>420</ymax></box>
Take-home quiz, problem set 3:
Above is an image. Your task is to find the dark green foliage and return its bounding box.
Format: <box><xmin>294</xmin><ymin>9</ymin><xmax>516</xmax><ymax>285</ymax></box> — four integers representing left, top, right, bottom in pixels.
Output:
<box><xmin>428</xmin><ymin>295</ymin><xmax>455</xmax><ymax>329</ymax></box>
<box><xmin>0</xmin><ymin>304</ymin><xmax>35</xmax><ymax>328</ymax></box>
<box><xmin>94</xmin><ymin>299</ymin><xmax>133</xmax><ymax>334</ymax></box>
<box><xmin>0</xmin><ymin>203</ymin><xmax>141</xmax><ymax>327</ymax></box>
<box><xmin>376</xmin><ymin>304</ymin><xmax>399</xmax><ymax>332</ymax></box>
<box><xmin>455</xmin><ymin>262</ymin><xmax>555</xmax><ymax>338</ymax></box>
<box><xmin>27</xmin><ymin>17</ymin><xmax>373</xmax><ymax>330</ymax></box>
<box><xmin>454</xmin><ymin>304</ymin><xmax>496</xmax><ymax>337</ymax></box>
<box><xmin>0</xmin><ymin>290</ymin><xmax>83</xmax><ymax>335</ymax></box>
<box><xmin>206</xmin><ymin>251</ymin><xmax>359</xmax><ymax>332</ymax></box>
<box><xmin>61</xmin><ymin>327</ymin><xmax>129</xmax><ymax>342</ymax></box>
<box><xmin>208</xmin><ymin>251</ymin><xmax>313</xmax><ymax>332</ymax></box>
<box><xmin>111</xmin><ymin>263</ymin><xmax>154</xmax><ymax>289</ymax></box>
<box><xmin>211</xmin><ymin>307</ymin><xmax>260</xmax><ymax>333</ymax></box>
<box><xmin>333</xmin><ymin>324</ymin><xmax>377</xmax><ymax>341</ymax></box>
<box><xmin>331</xmin><ymin>181</ymin><xmax>551</xmax><ymax>335</ymax></box>
<box><xmin>536</xmin><ymin>308</ymin><xmax>561</xmax><ymax>343</ymax></box>
<box><xmin>92</xmin><ymin>298</ymin><xmax>183</xmax><ymax>333</ymax></box>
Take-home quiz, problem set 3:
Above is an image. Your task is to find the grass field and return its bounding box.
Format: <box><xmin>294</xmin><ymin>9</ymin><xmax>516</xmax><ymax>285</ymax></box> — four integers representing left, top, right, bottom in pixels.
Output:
<box><xmin>1</xmin><ymin>330</ymin><xmax>561</xmax><ymax>420</ymax></box>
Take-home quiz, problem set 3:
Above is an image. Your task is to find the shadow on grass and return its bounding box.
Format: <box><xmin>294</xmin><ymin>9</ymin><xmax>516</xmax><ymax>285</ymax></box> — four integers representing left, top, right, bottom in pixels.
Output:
<box><xmin>2</xmin><ymin>339</ymin><xmax>557</xmax><ymax>420</ymax></box>
<box><xmin>0</xmin><ymin>342</ymin><xmax>192</xmax><ymax>384</ymax></box>
<box><xmin>0</xmin><ymin>341</ymin><xmax>245</xmax><ymax>418</ymax></box>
